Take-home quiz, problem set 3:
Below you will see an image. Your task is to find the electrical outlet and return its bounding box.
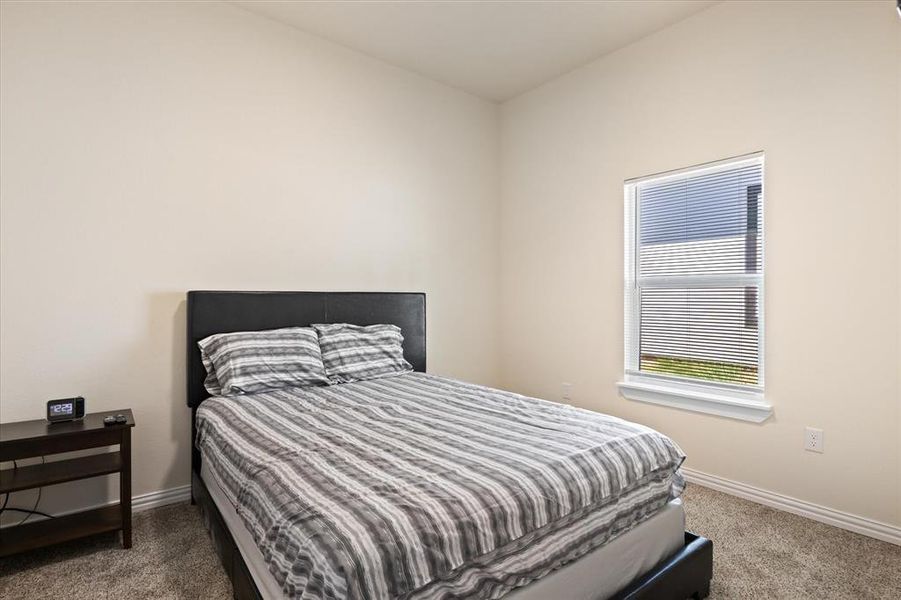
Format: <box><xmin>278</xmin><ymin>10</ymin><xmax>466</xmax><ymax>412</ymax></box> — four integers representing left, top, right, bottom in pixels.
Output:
<box><xmin>804</xmin><ymin>427</ymin><xmax>824</xmax><ymax>453</ymax></box>
<box><xmin>561</xmin><ymin>382</ymin><xmax>573</xmax><ymax>401</ymax></box>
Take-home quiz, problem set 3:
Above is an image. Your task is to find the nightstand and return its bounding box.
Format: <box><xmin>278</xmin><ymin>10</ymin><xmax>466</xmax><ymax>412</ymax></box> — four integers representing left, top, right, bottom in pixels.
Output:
<box><xmin>0</xmin><ymin>409</ymin><xmax>135</xmax><ymax>557</ymax></box>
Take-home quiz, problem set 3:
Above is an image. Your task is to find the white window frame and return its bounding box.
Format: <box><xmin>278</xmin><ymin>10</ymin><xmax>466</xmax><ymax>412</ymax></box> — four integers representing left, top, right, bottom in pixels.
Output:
<box><xmin>617</xmin><ymin>153</ymin><xmax>772</xmax><ymax>423</ymax></box>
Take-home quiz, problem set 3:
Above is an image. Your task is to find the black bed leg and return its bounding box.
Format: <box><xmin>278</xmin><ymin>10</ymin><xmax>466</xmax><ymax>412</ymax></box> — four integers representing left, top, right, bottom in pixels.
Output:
<box><xmin>692</xmin><ymin>581</ymin><xmax>711</xmax><ymax>599</ymax></box>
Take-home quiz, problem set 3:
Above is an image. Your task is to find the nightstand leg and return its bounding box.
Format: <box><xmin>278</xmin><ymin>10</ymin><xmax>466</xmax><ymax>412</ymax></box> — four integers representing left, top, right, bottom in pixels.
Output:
<box><xmin>121</xmin><ymin>427</ymin><xmax>132</xmax><ymax>548</ymax></box>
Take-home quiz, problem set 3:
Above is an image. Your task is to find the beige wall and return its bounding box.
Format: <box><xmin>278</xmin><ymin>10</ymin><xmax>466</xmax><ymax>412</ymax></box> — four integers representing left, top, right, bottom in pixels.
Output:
<box><xmin>499</xmin><ymin>0</ymin><xmax>901</xmax><ymax>526</ymax></box>
<box><xmin>0</xmin><ymin>1</ymin><xmax>499</xmax><ymax>515</ymax></box>
<box><xmin>2</xmin><ymin>0</ymin><xmax>899</xmax><ymax>533</ymax></box>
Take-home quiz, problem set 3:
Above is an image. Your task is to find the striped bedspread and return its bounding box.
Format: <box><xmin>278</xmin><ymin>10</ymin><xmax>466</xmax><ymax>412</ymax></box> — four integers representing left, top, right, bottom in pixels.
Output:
<box><xmin>195</xmin><ymin>373</ymin><xmax>685</xmax><ymax>600</ymax></box>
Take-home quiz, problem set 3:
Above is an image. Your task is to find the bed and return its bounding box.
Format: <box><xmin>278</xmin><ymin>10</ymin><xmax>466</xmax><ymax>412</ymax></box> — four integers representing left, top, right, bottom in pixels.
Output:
<box><xmin>186</xmin><ymin>291</ymin><xmax>712</xmax><ymax>600</ymax></box>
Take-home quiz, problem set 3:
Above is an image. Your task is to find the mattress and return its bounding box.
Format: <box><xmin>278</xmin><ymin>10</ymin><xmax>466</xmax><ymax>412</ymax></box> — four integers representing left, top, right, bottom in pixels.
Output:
<box><xmin>195</xmin><ymin>373</ymin><xmax>686</xmax><ymax>600</ymax></box>
<box><xmin>202</xmin><ymin>461</ymin><xmax>685</xmax><ymax>600</ymax></box>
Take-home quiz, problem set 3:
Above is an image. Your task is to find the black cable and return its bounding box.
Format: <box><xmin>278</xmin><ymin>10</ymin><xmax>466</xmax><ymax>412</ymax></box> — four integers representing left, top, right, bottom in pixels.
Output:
<box><xmin>0</xmin><ymin>460</ymin><xmax>15</xmax><ymax>517</ymax></box>
<box><xmin>0</xmin><ymin>458</ymin><xmax>55</xmax><ymax>524</ymax></box>
<box><xmin>3</xmin><ymin>507</ymin><xmax>54</xmax><ymax>519</ymax></box>
<box><xmin>14</xmin><ymin>457</ymin><xmax>47</xmax><ymax>526</ymax></box>
<box><xmin>15</xmin><ymin>485</ymin><xmax>44</xmax><ymax>525</ymax></box>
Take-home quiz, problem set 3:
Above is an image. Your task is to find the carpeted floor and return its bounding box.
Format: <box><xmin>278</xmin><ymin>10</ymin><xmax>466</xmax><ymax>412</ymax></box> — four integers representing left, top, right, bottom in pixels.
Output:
<box><xmin>1</xmin><ymin>484</ymin><xmax>899</xmax><ymax>599</ymax></box>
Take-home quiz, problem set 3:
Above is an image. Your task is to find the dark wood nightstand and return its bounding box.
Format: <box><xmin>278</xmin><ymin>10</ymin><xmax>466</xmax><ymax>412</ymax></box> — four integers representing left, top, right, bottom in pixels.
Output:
<box><xmin>0</xmin><ymin>409</ymin><xmax>135</xmax><ymax>557</ymax></box>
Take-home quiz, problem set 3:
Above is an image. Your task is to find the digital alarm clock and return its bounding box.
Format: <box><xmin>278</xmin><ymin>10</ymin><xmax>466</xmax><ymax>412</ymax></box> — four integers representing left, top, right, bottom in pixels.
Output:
<box><xmin>46</xmin><ymin>396</ymin><xmax>86</xmax><ymax>423</ymax></box>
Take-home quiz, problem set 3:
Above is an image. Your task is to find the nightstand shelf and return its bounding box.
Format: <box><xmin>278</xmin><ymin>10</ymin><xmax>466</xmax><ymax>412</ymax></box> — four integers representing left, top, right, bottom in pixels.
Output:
<box><xmin>0</xmin><ymin>409</ymin><xmax>134</xmax><ymax>557</ymax></box>
<box><xmin>0</xmin><ymin>451</ymin><xmax>122</xmax><ymax>494</ymax></box>
<box><xmin>0</xmin><ymin>505</ymin><xmax>122</xmax><ymax>557</ymax></box>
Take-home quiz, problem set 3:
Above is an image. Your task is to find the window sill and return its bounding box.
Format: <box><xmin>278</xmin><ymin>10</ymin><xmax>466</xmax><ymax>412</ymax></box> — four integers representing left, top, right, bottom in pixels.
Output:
<box><xmin>617</xmin><ymin>376</ymin><xmax>772</xmax><ymax>423</ymax></box>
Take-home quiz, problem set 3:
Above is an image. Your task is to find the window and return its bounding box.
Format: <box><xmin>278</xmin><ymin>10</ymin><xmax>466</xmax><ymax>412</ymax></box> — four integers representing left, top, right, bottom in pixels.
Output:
<box><xmin>618</xmin><ymin>154</ymin><xmax>772</xmax><ymax>422</ymax></box>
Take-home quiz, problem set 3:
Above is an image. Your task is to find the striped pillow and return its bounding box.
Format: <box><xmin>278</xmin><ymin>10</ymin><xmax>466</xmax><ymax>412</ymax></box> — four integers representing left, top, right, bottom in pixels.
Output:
<box><xmin>198</xmin><ymin>327</ymin><xmax>329</xmax><ymax>396</ymax></box>
<box><xmin>313</xmin><ymin>323</ymin><xmax>413</xmax><ymax>384</ymax></box>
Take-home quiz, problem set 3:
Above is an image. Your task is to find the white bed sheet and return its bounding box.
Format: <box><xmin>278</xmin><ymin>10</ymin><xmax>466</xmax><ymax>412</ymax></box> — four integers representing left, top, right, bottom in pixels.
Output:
<box><xmin>201</xmin><ymin>461</ymin><xmax>685</xmax><ymax>600</ymax></box>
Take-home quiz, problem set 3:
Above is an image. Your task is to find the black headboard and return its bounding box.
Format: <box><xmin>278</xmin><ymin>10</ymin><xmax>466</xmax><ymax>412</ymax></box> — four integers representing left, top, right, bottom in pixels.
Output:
<box><xmin>186</xmin><ymin>291</ymin><xmax>426</xmax><ymax>477</ymax></box>
<box><xmin>186</xmin><ymin>291</ymin><xmax>426</xmax><ymax>409</ymax></box>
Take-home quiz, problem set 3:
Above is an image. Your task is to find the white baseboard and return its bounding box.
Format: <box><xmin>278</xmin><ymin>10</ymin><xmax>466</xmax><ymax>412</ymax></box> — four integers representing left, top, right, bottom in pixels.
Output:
<box><xmin>682</xmin><ymin>467</ymin><xmax>901</xmax><ymax>546</ymax></box>
<box><xmin>9</xmin><ymin>474</ymin><xmax>900</xmax><ymax>548</ymax></box>
<box><xmin>132</xmin><ymin>484</ymin><xmax>191</xmax><ymax>513</ymax></box>
<box><xmin>151</xmin><ymin>474</ymin><xmax>901</xmax><ymax>547</ymax></box>
<box><xmin>0</xmin><ymin>483</ymin><xmax>191</xmax><ymax>529</ymax></box>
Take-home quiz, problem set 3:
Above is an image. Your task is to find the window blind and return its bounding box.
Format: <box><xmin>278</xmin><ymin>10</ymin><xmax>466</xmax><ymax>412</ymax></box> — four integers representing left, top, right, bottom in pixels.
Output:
<box><xmin>626</xmin><ymin>156</ymin><xmax>763</xmax><ymax>388</ymax></box>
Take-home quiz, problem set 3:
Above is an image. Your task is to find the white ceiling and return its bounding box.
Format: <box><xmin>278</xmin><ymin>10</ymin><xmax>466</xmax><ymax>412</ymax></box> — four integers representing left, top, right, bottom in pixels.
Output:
<box><xmin>233</xmin><ymin>1</ymin><xmax>718</xmax><ymax>102</ymax></box>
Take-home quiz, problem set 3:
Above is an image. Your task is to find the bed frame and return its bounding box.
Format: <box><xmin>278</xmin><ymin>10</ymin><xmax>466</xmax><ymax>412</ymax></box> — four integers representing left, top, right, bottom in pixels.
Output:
<box><xmin>186</xmin><ymin>290</ymin><xmax>712</xmax><ymax>600</ymax></box>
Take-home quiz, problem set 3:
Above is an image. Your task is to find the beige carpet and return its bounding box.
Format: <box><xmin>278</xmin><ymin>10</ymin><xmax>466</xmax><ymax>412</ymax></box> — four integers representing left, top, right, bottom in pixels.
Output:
<box><xmin>680</xmin><ymin>485</ymin><xmax>901</xmax><ymax>599</ymax></box>
<box><xmin>1</xmin><ymin>484</ymin><xmax>899</xmax><ymax>599</ymax></box>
